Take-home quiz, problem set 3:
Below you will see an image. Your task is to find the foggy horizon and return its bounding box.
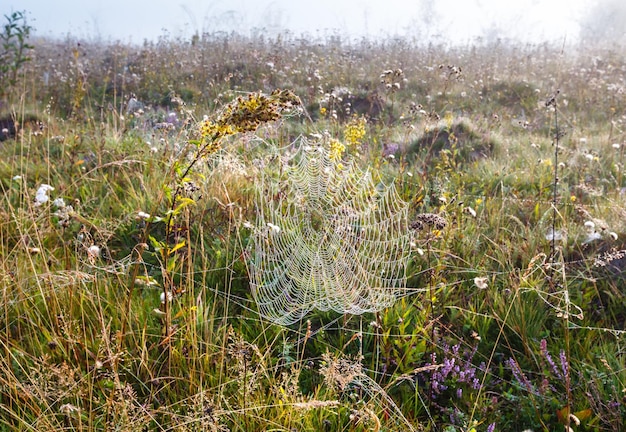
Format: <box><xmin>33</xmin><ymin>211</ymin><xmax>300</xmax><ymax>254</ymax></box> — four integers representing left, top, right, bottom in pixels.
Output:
<box><xmin>6</xmin><ymin>0</ymin><xmax>625</xmax><ymax>47</ymax></box>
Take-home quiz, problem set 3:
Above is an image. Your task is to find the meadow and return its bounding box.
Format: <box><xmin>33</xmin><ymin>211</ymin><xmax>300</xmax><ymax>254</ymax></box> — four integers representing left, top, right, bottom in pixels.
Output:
<box><xmin>1</xmin><ymin>19</ymin><xmax>626</xmax><ymax>431</ymax></box>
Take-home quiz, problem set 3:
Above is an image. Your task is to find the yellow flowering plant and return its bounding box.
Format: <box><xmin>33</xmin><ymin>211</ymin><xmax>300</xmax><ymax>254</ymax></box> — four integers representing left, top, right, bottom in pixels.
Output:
<box><xmin>140</xmin><ymin>89</ymin><xmax>301</xmax><ymax>347</ymax></box>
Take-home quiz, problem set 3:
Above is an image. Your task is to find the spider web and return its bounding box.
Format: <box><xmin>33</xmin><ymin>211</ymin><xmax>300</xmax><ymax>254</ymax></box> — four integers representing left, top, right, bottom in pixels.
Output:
<box><xmin>249</xmin><ymin>139</ymin><xmax>411</xmax><ymax>325</ymax></box>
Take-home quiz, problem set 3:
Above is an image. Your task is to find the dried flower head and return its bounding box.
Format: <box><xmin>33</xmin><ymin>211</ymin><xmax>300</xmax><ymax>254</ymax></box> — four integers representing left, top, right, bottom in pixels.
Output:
<box><xmin>198</xmin><ymin>89</ymin><xmax>301</xmax><ymax>156</ymax></box>
<box><xmin>410</xmin><ymin>213</ymin><xmax>447</xmax><ymax>231</ymax></box>
<box><xmin>319</xmin><ymin>352</ymin><xmax>363</xmax><ymax>392</ymax></box>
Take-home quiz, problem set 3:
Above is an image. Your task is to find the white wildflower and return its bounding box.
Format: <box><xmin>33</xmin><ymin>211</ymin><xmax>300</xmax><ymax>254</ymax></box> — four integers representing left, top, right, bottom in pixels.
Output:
<box><xmin>267</xmin><ymin>222</ymin><xmax>281</xmax><ymax>234</ymax></box>
<box><xmin>160</xmin><ymin>291</ymin><xmax>173</xmax><ymax>303</ymax></box>
<box><xmin>59</xmin><ymin>403</ymin><xmax>80</xmax><ymax>415</ymax></box>
<box><xmin>12</xmin><ymin>175</ymin><xmax>21</xmax><ymax>181</ymax></box>
<box><xmin>34</xmin><ymin>184</ymin><xmax>54</xmax><ymax>206</ymax></box>
<box><xmin>87</xmin><ymin>245</ymin><xmax>101</xmax><ymax>259</ymax></box>
<box><xmin>137</xmin><ymin>211</ymin><xmax>151</xmax><ymax>220</ymax></box>
<box><xmin>52</xmin><ymin>197</ymin><xmax>66</xmax><ymax>208</ymax></box>
<box><xmin>465</xmin><ymin>206</ymin><xmax>477</xmax><ymax>217</ymax></box>
<box><xmin>474</xmin><ymin>276</ymin><xmax>488</xmax><ymax>289</ymax></box>
<box><xmin>584</xmin><ymin>220</ymin><xmax>595</xmax><ymax>231</ymax></box>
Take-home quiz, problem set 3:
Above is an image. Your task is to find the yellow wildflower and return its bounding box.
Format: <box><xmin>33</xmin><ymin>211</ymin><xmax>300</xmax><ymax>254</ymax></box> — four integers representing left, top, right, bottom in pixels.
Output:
<box><xmin>344</xmin><ymin>116</ymin><xmax>367</xmax><ymax>147</ymax></box>
<box><xmin>329</xmin><ymin>139</ymin><xmax>346</xmax><ymax>161</ymax></box>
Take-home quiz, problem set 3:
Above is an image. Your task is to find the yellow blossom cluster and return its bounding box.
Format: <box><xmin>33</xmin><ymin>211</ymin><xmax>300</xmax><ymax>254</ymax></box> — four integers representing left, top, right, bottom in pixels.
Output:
<box><xmin>344</xmin><ymin>116</ymin><xmax>367</xmax><ymax>147</ymax></box>
<box><xmin>329</xmin><ymin>138</ymin><xmax>346</xmax><ymax>161</ymax></box>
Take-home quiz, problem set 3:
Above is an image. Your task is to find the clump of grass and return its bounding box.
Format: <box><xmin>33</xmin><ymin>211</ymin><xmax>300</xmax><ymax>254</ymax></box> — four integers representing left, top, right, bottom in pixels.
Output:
<box><xmin>406</xmin><ymin>117</ymin><xmax>498</xmax><ymax>164</ymax></box>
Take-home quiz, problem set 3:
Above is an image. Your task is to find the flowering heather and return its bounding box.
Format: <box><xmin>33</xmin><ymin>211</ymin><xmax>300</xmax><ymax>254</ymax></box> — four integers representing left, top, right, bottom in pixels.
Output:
<box><xmin>540</xmin><ymin>339</ymin><xmax>563</xmax><ymax>379</ymax></box>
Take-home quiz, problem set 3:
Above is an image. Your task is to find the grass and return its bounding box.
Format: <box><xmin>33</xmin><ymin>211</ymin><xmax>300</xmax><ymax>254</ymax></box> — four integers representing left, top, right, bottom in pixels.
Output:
<box><xmin>1</xmin><ymin>30</ymin><xmax>626</xmax><ymax>431</ymax></box>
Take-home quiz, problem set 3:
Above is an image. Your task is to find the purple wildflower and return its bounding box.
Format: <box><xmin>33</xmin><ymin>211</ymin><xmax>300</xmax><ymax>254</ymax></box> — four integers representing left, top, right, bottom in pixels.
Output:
<box><xmin>507</xmin><ymin>358</ymin><xmax>535</xmax><ymax>394</ymax></box>
<box><xmin>540</xmin><ymin>339</ymin><xmax>562</xmax><ymax>379</ymax></box>
<box><xmin>559</xmin><ymin>350</ymin><xmax>569</xmax><ymax>379</ymax></box>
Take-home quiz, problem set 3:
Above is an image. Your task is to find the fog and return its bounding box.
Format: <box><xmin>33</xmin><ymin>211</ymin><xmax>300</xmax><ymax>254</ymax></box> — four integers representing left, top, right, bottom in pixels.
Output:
<box><xmin>3</xmin><ymin>0</ymin><xmax>626</xmax><ymax>46</ymax></box>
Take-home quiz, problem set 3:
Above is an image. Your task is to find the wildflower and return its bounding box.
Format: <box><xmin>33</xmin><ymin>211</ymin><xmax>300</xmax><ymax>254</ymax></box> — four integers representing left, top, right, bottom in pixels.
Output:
<box><xmin>137</xmin><ymin>211</ymin><xmax>151</xmax><ymax>220</ymax></box>
<box><xmin>12</xmin><ymin>175</ymin><xmax>21</xmax><ymax>181</ymax></box>
<box><xmin>410</xmin><ymin>213</ymin><xmax>447</xmax><ymax>231</ymax></box>
<box><xmin>87</xmin><ymin>245</ymin><xmax>101</xmax><ymax>259</ymax></box>
<box><xmin>507</xmin><ymin>357</ymin><xmax>535</xmax><ymax>394</ymax></box>
<box><xmin>267</xmin><ymin>222</ymin><xmax>281</xmax><ymax>234</ymax></box>
<box><xmin>465</xmin><ymin>206</ymin><xmax>477</xmax><ymax>217</ymax></box>
<box><xmin>199</xmin><ymin>89</ymin><xmax>301</xmax><ymax>156</ymax></box>
<box><xmin>160</xmin><ymin>291</ymin><xmax>173</xmax><ymax>303</ymax></box>
<box><xmin>612</xmin><ymin>143</ymin><xmax>621</xmax><ymax>149</ymax></box>
<box><xmin>59</xmin><ymin>403</ymin><xmax>80</xmax><ymax>415</ymax></box>
<box><xmin>559</xmin><ymin>350</ymin><xmax>569</xmax><ymax>378</ymax></box>
<box><xmin>344</xmin><ymin>116</ymin><xmax>367</xmax><ymax>147</ymax></box>
<box><xmin>52</xmin><ymin>197</ymin><xmax>65</xmax><ymax>208</ymax></box>
<box><xmin>34</xmin><ymin>184</ymin><xmax>54</xmax><ymax>206</ymax></box>
<box><xmin>540</xmin><ymin>339</ymin><xmax>562</xmax><ymax>379</ymax></box>
<box><xmin>329</xmin><ymin>139</ymin><xmax>346</xmax><ymax>161</ymax></box>
<box><xmin>474</xmin><ymin>277</ymin><xmax>488</xmax><ymax>289</ymax></box>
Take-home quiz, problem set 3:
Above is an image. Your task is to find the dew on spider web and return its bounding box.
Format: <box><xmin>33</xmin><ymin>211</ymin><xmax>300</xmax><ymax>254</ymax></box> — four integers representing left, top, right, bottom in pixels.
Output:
<box><xmin>248</xmin><ymin>138</ymin><xmax>412</xmax><ymax>325</ymax></box>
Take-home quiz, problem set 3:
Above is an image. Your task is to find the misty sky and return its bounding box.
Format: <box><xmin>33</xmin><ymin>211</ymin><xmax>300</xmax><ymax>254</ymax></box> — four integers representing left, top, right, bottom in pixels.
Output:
<box><xmin>5</xmin><ymin>0</ymin><xmax>593</xmax><ymax>44</ymax></box>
